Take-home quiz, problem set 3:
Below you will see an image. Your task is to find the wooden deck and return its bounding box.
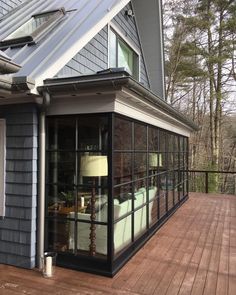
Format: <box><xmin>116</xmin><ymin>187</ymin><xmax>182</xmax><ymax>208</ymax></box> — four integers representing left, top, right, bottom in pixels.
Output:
<box><xmin>0</xmin><ymin>192</ymin><xmax>236</xmax><ymax>295</ymax></box>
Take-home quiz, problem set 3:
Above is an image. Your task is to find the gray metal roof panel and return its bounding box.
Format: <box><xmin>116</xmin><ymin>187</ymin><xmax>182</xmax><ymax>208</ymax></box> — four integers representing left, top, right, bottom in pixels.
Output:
<box><xmin>0</xmin><ymin>0</ymin><xmax>130</xmax><ymax>91</ymax></box>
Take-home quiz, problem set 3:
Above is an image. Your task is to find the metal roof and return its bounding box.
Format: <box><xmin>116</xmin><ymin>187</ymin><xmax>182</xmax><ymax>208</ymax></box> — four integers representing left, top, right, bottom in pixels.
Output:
<box><xmin>0</xmin><ymin>0</ymin><xmax>130</xmax><ymax>92</ymax></box>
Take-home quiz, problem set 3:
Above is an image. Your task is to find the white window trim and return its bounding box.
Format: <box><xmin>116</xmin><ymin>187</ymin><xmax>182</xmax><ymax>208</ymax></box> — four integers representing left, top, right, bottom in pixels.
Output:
<box><xmin>0</xmin><ymin>119</ymin><xmax>6</xmax><ymax>218</ymax></box>
<box><xmin>108</xmin><ymin>23</ymin><xmax>141</xmax><ymax>81</ymax></box>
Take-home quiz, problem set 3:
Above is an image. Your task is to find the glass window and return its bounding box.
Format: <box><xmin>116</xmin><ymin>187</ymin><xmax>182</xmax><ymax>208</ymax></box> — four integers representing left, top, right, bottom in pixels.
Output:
<box><xmin>114</xmin><ymin>117</ymin><xmax>132</xmax><ymax>150</ymax></box>
<box><xmin>134</xmin><ymin>123</ymin><xmax>147</xmax><ymax>150</ymax></box>
<box><xmin>148</xmin><ymin>127</ymin><xmax>158</xmax><ymax>151</ymax></box>
<box><xmin>114</xmin><ymin>153</ymin><xmax>132</xmax><ymax>185</ymax></box>
<box><xmin>47</xmin><ymin>117</ymin><xmax>76</xmax><ymax>150</ymax></box>
<box><xmin>114</xmin><ymin>216</ymin><xmax>132</xmax><ymax>255</ymax></box>
<box><xmin>118</xmin><ymin>40</ymin><xmax>134</xmax><ymax>74</ymax></box>
<box><xmin>113</xmin><ymin>184</ymin><xmax>132</xmax><ymax>218</ymax></box>
<box><xmin>134</xmin><ymin>207</ymin><xmax>147</xmax><ymax>239</ymax></box>
<box><xmin>46</xmin><ymin>114</ymin><xmax>109</xmax><ymax>258</ymax></box>
<box><xmin>109</xmin><ymin>29</ymin><xmax>139</xmax><ymax>79</ymax></box>
<box><xmin>47</xmin><ymin>151</ymin><xmax>76</xmax><ymax>185</ymax></box>
<box><xmin>2</xmin><ymin>9</ymin><xmax>65</xmax><ymax>45</ymax></box>
<box><xmin>134</xmin><ymin>153</ymin><xmax>147</xmax><ymax>180</ymax></box>
<box><xmin>78</xmin><ymin>116</ymin><xmax>108</xmax><ymax>151</ymax></box>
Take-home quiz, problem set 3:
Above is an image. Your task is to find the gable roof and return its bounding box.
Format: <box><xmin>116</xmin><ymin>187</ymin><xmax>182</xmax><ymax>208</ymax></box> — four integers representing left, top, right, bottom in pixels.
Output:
<box><xmin>0</xmin><ymin>0</ymin><xmax>130</xmax><ymax>93</ymax></box>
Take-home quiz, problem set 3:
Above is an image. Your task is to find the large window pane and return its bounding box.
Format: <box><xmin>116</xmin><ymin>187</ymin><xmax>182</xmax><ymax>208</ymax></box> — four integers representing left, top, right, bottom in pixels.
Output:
<box><xmin>47</xmin><ymin>151</ymin><xmax>76</xmax><ymax>185</ymax></box>
<box><xmin>114</xmin><ymin>184</ymin><xmax>132</xmax><ymax>219</ymax></box>
<box><xmin>78</xmin><ymin>115</ymin><xmax>108</xmax><ymax>151</ymax></box>
<box><xmin>134</xmin><ymin>123</ymin><xmax>147</xmax><ymax>150</ymax></box>
<box><xmin>114</xmin><ymin>153</ymin><xmax>132</xmax><ymax>185</ymax></box>
<box><xmin>114</xmin><ymin>117</ymin><xmax>132</xmax><ymax>150</ymax></box>
<box><xmin>47</xmin><ymin>117</ymin><xmax>76</xmax><ymax>150</ymax></box>
<box><xmin>149</xmin><ymin>127</ymin><xmax>158</xmax><ymax>151</ymax></box>
<box><xmin>109</xmin><ymin>29</ymin><xmax>139</xmax><ymax>79</ymax></box>
<box><xmin>134</xmin><ymin>152</ymin><xmax>147</xmax><ymax>180</ymax></box>
<box><xmin>134</xmin><ymin>207</ymin><xmax>147</xmax><ymax>239</ymax></box>
<box><xmin>159</xmin><ymin>130</ymin><xmax>166</xmax><ymax>152</ymax></box>
<box><xmin>118</xmin><ymin>40</ymin><xmax>134</xmax><ymax>74</ymax></box>
<box><xmin>114</xmin><ymin>216</ymin><xmax>132</xmax><ymax>255</ymax></box>
<box><xmin>47</xmin><ymin>218</ymin><xmax>70</xmax><ymax>253</ymax></box>
<box><xmin>46</xmin><ymin>185</ymin><xmax>76</xmax><ymax>218</ymax></box>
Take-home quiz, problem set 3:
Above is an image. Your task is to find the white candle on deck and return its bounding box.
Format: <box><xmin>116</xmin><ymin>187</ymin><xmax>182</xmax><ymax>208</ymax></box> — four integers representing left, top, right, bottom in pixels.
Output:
<box><xmin>46</xmin><ymin>256</ymin><xmax>52</xmax><ymax>277</ymax></box>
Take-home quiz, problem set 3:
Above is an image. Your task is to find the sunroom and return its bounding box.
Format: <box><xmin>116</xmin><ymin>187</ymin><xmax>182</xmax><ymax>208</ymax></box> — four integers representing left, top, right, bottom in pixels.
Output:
<box><xmin>38</xmin><ymin>70</ymin><xmax>197</xmax><ymax>276</ymax></box>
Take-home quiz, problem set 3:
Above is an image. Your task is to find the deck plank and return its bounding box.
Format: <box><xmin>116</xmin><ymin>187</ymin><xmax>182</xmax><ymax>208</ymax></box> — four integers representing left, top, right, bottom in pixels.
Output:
<box><xmin>0</xmin><ymin>193</ymin><xmax>236</xmax><ymax>295</ymax></box>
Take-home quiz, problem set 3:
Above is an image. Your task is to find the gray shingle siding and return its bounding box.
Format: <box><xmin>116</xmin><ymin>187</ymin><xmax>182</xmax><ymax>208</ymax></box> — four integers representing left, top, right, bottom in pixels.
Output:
<box><xmin>56</xmin><ymin>3</ymin><xmax>150</xmax><ymax>88</ymax></box>
<box><xmin>56</xmin><ymin>27</ymin><xmax>108</xmax><ymax>77</ymax></box>
<box><xmin>0</xmin><ymin>104</ymin><xmax>38</xmax><ymax>269</ymax></box>
<box><xmin>0</xmin><ymin>0</ymin><xmax>25</xmax><ymax>17</ymax></box>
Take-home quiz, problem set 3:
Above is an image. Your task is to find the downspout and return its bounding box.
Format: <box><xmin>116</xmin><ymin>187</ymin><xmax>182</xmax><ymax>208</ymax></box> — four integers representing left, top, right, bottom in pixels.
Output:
<box><xmin>38</xmin><ymin>91</ymin><xmax>50</xmax><ymax>269</ymax></box>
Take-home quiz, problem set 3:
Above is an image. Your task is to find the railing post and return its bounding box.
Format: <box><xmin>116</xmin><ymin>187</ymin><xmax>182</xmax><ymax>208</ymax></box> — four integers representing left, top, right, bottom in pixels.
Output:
<box><xmin>205</xmin><ymin>172</ymin><xmax>209</xmax><ymax>193</ymax></box>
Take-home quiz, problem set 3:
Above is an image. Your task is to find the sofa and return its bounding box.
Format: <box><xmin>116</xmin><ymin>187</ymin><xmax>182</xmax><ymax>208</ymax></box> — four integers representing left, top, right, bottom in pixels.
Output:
<box><xmin>68</xmin><ymin>186</ymin><xmax>157</xmax><ymax>255</ymax></box>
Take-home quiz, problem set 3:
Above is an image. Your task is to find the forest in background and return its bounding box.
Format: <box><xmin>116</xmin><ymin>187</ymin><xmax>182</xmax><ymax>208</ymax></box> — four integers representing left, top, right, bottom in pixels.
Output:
<box><xmin>163</xmin><ymin>0</ymin><xmax>236</xmax><ymax>193</ymax></box>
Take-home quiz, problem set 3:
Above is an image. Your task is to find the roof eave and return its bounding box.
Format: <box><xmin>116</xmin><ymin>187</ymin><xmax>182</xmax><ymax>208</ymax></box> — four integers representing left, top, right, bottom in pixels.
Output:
<box><xmin>38</xmin><ymin>72</ymin><xmax>198</xmax><ymax>131</ymax></box>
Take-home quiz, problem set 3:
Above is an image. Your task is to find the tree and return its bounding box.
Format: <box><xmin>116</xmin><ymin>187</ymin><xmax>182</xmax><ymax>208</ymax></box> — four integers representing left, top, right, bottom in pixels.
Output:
<box><xmin>164</xmin><ymin>0</ymin><xmax>236</xmax><ymax>175</ymax></box>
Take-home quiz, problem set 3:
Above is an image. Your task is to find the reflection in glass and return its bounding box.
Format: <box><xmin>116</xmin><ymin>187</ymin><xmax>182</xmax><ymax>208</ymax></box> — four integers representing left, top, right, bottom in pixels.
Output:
<box><xmin>46</xmin><ymin>185</ymin><xmax>76</xmax><ymax>216</ymax></box>
<box><xmin>114</xmin><ymin>215</ymin><xmax>132</xmax><ymax>255</ymax></box>
<box><xmin>134</xmin><ymin>207</ymin><xmax>147</xmax><ymax>239</ymax></box>
<box><xmin>134</xmin><ymin>181</ymin><xmax>147</xmax><ymax>209</ymax></box>
<box><xmin>159</xmin><ymin>131</ymin><xmax>166</xmax><ymax>152</ymax></box>
<box><xmin>134</xmin><ymin>123</ymin><xmax>147</xmax><ymax>150</ymax></box>
<box><xmin>159</xmin><ymin>194</ymin><xmax>166</xmax><ymax>218</ymax></box>
<box><xmin>134</xmin><ymin>153</ymin><xmax>147</xmax><ymax>180</ymax></box>
<box><xmin>68</xmin><ymin>219</ymin><xmax>107</xmax><ymax>256</ymax></box>
<box><xmin>114</xmin><ymin>153</ymin><xmax>132</xmax><ymax>185</ymax></box>
<box><xmin>114</xmin><ymin>117</ymin><xmax>132</xmax><ymax>150</ymax></box>
<box><xmin>47</xmin><ymin>219</ymin><xmax>70</xmax><ymax>253</ymax></box>
<box><xmin>149</xmin><ymin>198</ymin><xmax>158</xmax><ymax>227</ymax></box>
<box><xmin>114</xmin><ymin>184</ymin><xmax>132</xmax><ymax>219</ymax></box>
<box><xmin>78</xmin><ymin>116</ymin><xmax>108</xmax><ymax>151</ymax></box>
<box><xmin>149</xmin><ymin>127</ymin><xmax>158</xmax><ymax>151</ymax></box>
<box><xmin>48</xmin><ymin>151</ymin><xmax>76</xmax><ymax>185</ymax></box>
<box><xmin>47</xmin><ymin>117</ymin><xmax>76</xmax><ymax>150</ymax></box>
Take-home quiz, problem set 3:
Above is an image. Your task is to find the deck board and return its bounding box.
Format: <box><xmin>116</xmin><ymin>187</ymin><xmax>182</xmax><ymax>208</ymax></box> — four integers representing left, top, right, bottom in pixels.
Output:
<box><xmin>0</xmin><ymin>192</ymin><xmax>236</xmax><ymax>295</ymax></box>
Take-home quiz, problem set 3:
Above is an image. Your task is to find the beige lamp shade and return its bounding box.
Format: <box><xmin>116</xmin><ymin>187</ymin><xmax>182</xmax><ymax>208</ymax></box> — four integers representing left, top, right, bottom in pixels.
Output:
<box><xmin>149</xmin><ymin>153</ymin><xmax>162</xmax><ymax>167</ymax></box>
<box><xmin>80</xmin><ymin>155</ymin><xmax>108</xmax><ymax>177</ymax></box>
<box><xmin>149</xmin><ymin>153</ymin><xmax>158</xmax><ymax>167</ymax></box>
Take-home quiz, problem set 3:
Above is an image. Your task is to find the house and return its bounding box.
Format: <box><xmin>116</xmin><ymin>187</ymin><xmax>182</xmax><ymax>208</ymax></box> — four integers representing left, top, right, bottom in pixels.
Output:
<box><xmin>0</xmin><ymin>0</ymin><xmax>197</xmax><ymax>276</ymax></box>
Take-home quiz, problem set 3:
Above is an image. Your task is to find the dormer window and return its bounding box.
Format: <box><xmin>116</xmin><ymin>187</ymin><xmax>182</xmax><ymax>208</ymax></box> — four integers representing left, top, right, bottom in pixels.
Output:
<box><xmin>0</xmin><ymin>8</ymin><xmax>66</xmax><ymax>48</ymax></box>
<box><xmin>109</xmin><ymin>29</ymin><xmax>139</xmax><ymax>80</ymax></box>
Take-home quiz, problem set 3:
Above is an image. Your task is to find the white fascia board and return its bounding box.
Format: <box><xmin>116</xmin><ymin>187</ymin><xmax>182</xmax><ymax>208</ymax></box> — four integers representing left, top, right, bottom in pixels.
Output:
<box><xmin>114</xmin><ymin>96</ymin><xmax>191</xmax><ymax>137</ymax></box>
<box><xmin>47</xmin><ymin>94</ymin><xmax>116</xmax><ymax>116</ymax></box>
<box><xmin>30</xmin><ymin>0</ymin><xmax>131</xmax><ymax>94</ymax></box>
<box><xmin>119</xmin><ymin>88</ymin><xmax>194</xmax><ymax>134</ymax></box>
<box><xmin>46</xmin><ymin>89</ymin><xmax>191</xmax><ymax>136</ymax></box>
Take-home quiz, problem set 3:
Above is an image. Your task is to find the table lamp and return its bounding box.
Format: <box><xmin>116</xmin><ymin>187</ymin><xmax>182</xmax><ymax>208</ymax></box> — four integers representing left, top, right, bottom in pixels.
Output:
<box><xmin>80</xmin><ymin>155</ymin><xmax>108</xmax><ymax>256</ymax></box>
